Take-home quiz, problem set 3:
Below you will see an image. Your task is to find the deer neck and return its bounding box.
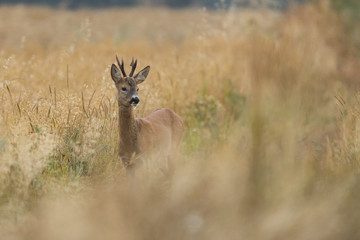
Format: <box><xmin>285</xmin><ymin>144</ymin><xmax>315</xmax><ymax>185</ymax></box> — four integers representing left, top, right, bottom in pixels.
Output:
<box><xmin>118</xmin><ymin>104</ymin><xmax>138</xmax><ymax>157</ymax></box>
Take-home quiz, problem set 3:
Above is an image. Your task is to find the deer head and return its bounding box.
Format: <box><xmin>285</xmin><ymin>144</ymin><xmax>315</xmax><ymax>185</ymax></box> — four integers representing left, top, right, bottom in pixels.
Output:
<box><xmin>111</xmin><ymin>56</ymin><xmax>150</xmax><ymax>107</ymax></box>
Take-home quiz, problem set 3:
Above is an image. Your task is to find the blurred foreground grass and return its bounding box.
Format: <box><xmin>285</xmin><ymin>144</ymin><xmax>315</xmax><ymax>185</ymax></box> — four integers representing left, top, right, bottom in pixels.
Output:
<box><xmin>1</xmin><ymin>2</ymin><xmax>360</xmax><ymax>239</ymax></box>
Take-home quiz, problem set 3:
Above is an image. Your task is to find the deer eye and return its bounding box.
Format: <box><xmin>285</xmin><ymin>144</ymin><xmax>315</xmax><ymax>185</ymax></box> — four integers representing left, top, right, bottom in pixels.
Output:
<box><xmin>121</xmin><ymin>87</ymin><xmax>127</xmax><ymax>92</ymax></box>
<box><xmin>137</xmin><ymin>88</ymin><xmax>139</xmax><ymax>92</ymax></box>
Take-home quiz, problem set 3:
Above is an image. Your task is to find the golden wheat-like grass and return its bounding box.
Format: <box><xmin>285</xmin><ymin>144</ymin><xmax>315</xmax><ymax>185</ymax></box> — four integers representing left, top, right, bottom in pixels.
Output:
<box><xmin>1</xmin><ymin>3</ymin><xmax>360</xmax><ymax>239</ymax></box>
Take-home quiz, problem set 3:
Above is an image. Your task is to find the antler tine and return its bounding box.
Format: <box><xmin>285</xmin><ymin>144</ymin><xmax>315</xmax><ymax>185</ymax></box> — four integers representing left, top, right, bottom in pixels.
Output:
<box><xmin>116</xmin><ymin>55</ymin><xmax>127</xmax><ymax>77</ymax></box>
<box><xmin>129</xmin><ymin>57</ymin><xmax>137</xmax><ymax>77</ymax></box>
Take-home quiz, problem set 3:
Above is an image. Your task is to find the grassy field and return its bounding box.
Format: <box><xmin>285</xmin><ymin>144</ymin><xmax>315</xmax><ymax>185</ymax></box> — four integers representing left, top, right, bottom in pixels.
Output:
<box><xmin>1</xmin><ymin>2</ymin><xmax>360</xmax><ymax>239</ymax></box>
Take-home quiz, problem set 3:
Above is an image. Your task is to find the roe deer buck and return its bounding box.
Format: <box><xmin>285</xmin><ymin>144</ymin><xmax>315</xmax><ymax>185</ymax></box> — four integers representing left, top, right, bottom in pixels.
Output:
<box><xmin>110</xmin><ymin>56</ymin><xmax>184</xmax><ymax>175</ymax></box>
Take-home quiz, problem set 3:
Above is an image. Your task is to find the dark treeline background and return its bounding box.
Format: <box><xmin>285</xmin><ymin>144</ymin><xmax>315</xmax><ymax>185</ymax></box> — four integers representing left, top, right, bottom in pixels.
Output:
<box><xmin>0</xmin><ymin>0</ymin><xmax>307</xmax><ymax>9</ymax></box>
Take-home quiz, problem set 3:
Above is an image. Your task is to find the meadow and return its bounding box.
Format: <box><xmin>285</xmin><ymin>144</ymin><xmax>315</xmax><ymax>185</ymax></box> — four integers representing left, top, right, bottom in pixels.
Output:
<box><xmin>1</xmin><ymin>2</ymin><xmax>360</xmax><ymax>239</ymax></box>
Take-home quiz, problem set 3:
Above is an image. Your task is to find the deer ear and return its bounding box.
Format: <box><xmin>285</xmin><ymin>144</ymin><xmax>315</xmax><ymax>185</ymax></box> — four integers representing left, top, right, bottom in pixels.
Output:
<box><xmin>111</xmin><ymin>64</ymin><xmax>121</xmax><ymax>83</ymax></box>
<box><xmin>134</xmin><ymin>66</ymin><xmax>150</xmax><ymax>84</ymax></box>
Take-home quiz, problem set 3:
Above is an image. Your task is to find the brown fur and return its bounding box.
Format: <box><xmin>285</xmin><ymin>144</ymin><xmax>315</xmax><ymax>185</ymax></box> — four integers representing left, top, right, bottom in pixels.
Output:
<box><xmin>111</xmin><ymin>58</ymin><xmax>184</xmax><ymax>174</ymax></box>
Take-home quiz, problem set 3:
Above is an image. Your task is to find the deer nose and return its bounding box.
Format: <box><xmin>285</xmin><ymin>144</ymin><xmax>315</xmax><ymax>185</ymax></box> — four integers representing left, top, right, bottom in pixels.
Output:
<box><xmin>130</xmin><ymin>96</ymin><xmax>140</xmax><ymax>105</ymax></box>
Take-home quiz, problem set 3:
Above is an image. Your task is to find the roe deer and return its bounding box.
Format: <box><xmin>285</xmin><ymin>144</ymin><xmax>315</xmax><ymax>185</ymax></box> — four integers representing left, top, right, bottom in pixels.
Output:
<box><xmin>110</xmin><ymin>56</ymin><xmax>184</xmax><ymax>175</ymax></box>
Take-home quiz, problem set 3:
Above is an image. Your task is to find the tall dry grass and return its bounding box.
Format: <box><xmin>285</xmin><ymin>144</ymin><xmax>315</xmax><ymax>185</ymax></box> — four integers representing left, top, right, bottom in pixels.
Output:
<box><xmin>1</xmin><ymin>2</ymin><xmax>360</xmax><ymax>239</ymax></box>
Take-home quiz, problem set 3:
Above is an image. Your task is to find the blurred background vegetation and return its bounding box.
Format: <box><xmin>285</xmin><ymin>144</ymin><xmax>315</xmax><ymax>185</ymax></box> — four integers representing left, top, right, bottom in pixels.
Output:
<box><xmin>0</xmin><ymin>0</ymin><xmax>306</xmax><ymax>9</ymax></box>
<box><xmin>1</xmin><ymin>0</ymin><xmax>360</xmax><ymax>239</ymax></box>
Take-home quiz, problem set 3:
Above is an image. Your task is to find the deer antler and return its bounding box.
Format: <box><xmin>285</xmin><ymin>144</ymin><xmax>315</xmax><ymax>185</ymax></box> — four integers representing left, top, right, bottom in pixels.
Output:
<box><xmin>129</xmin><ymin>57</ymin><xmax>137</xmax><ymax>77</ymax></box>
<box><xmin>116</xmin><ymin>55</ymin><xmax>127</xmax><ymax>77</ymax></box>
